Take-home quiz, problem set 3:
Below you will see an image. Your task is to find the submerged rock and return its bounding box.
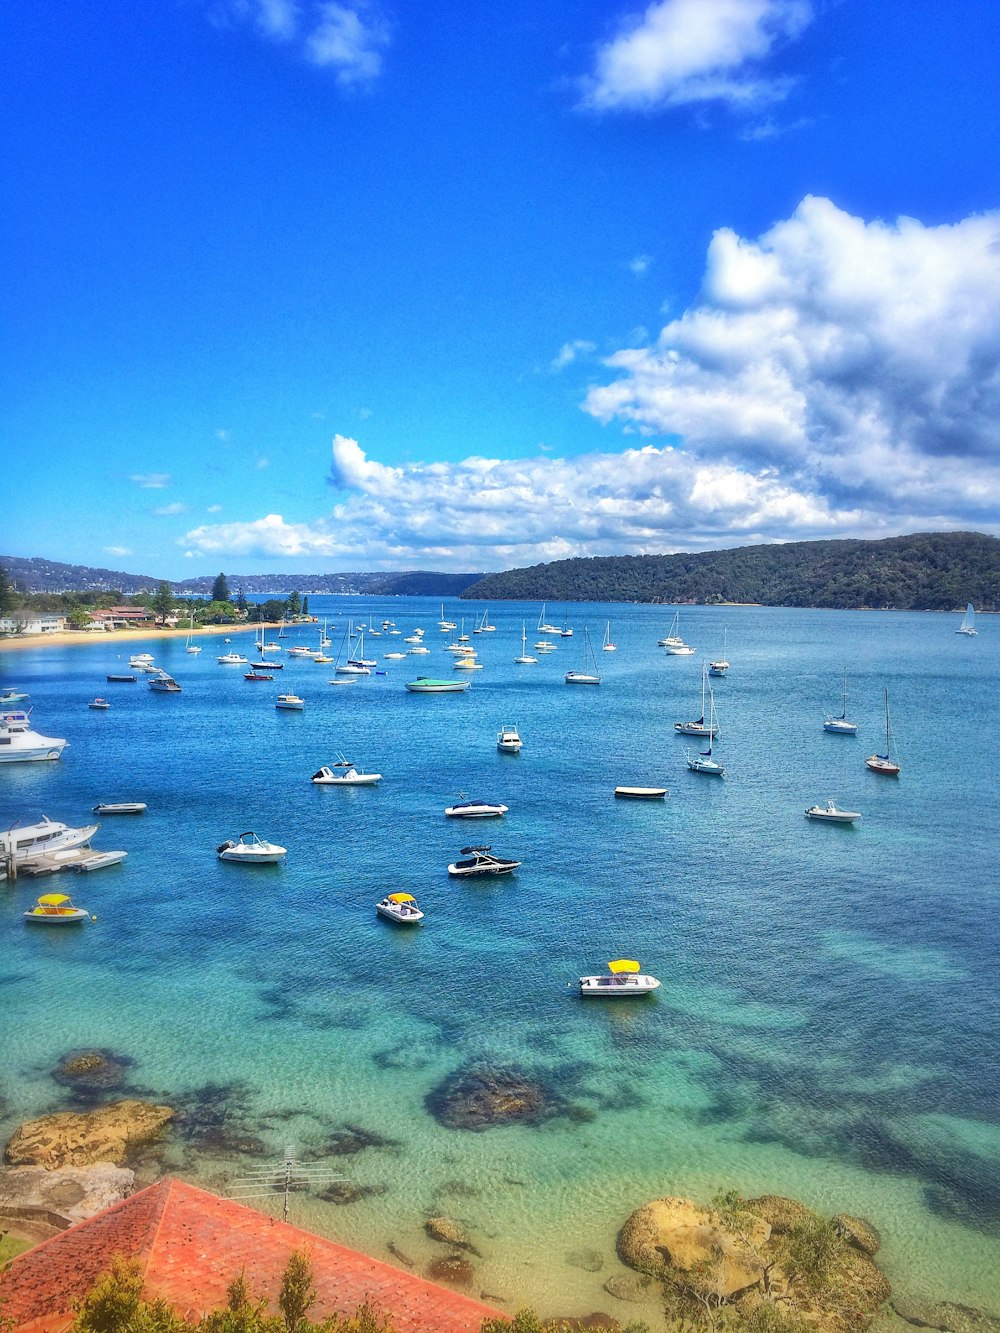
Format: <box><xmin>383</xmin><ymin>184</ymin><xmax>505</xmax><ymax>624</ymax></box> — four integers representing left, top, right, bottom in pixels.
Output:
<box><xmin>425</xmin><ymin>1065</ymin><xmax>561</xmax><ymax>1132</ymax></box>
<box><xmin>424</xmin><ymin>1215</ymin><xmax>482</xmax><ymax>1256</ymax></box>
<box><xmin>52</xmin><ymin>1050</ymin><xmax>131</xmax><ymax>1097</ymax></box>
<box><xmin>427</xmin><ymin>1253</ymin><xmax>474</xmax><ymax>1288</ymax></box>
<box><xmin>170</xmin><ymin>1082</ymin><xmax>266</xmax><ymax>1158</ymax></box>
<box><xmin>834</xmin><ymin>1212</ymin><xmax>882</xmax><ymax>1255</ymax></box>
<box><xmin>386</xmin><ymin>1241</ymin><xmax>415</xmax><ymax>1269</ymax></box>
<box><xmin>321</xmin><ymin>1124</ymin><xmax>399</xmax><ymax>1156</ymax></box>
<box><xmin>317</xmin><ymin>1180</ymin><xmax>389</xmax><ymax>1205</ymax></box>
<box><xmin>565</xmin><ymin>1248</ymin><xmax>606</xmax><ymax>1273</ymax></box>
<box><xmin>4</xmin><ymin>1100</ymin><xmax>174</xmax><ymax>1169</ymax></box>
<box><xmin>602</xmin><ymin>1274</ymin><xmax>649</xmax><ymax>1302</ymax></box>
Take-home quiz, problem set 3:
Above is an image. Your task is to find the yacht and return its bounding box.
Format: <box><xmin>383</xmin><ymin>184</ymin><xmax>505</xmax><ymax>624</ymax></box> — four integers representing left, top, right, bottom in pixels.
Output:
<box><xmin>444</xmin><ymin>799</ymin><xmax>508</xmax><ymax>818</ymax></box>
<box><xmin>0</xmin><ymin>710</ymin><xmax>68</xmax><ymax>763</ymax></box>
<box><xmin>375</xmin><ymin>892</ymin><xmax>424</xmax><ymax>924</ymax></box>
<box><xmin>823</xmin><ymin>672</ymin><xmax>858</xmax><ymax>735</ymax></box>
<box><xmin>447</xmin><ymin>845</ymin><xmax>521</xmax><ymax>877</ymax></box>
<box><xmin>497</xmin><ymin>723</ymin><xmax>522</xmax><ymax>753</ymax></box>
<box><xmin>579</xmin><ymin>960</ymin><xmax>661</xmax><ymax>998</ymax></box>
<box><xmin>93</xmin><ymin>802</ymin><xmax>147</xmax><ymax>815</ymax></box>
<box><xmin>216</xmin><ymin>831</ymin><xmax>287</xmax><ymax>863</ymax></box>
<box><xmin>805</xmin><ymin>800</ymin><xmax>861</xmax><ymax>824</ymax></box>
<box><xmin>674</xmin><ymin>664</ymin><xmax>717</xmax><ymax>736</ymax></box>
<box><xmin>311</xmin><ymin>766</ymin><xmax>382</xmax><ymax>785</ymax></box>
<box><xmin>1</xmin><ymin>817</ymin><xmax>98</xmax><ymax>862</ymax></box>
<box><xmin>565</xmin><ymin>627</ymin><xmax>601</xmax><ymax>684</ymax></box>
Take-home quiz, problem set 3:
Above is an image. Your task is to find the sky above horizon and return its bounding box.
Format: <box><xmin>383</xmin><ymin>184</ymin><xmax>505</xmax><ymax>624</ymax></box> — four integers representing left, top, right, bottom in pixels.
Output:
<box><xmin>4</xmin><ymin>0</ymin><xmax>1000</xmax><ymax>578</ymax></box>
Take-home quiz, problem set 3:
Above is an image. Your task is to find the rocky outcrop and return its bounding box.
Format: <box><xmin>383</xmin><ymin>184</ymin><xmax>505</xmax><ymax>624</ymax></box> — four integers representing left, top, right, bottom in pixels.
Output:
<box><xmin>52</xmin><ymin>1050</ymin><xmax>131</xmax><ymax>1097</ymax></box>
<box><xmin>424</xmin><ymin>1216</ymin><xmax>482</xmax><ymax>1256</ymax></box>
<box><xmin>0</xmin><ymin>1163</ymin><xmax>134</xmax><ymax>1225</ymax></box>
<box><xmin>618</xmin><ymin>1196</ymin><xmax>769</xmax><ymax>1298</ymax></box>
<box><xmin>4</xmin><ymin>1100</ymin><xmax>174</xmax><ymax>1168</ymax></box>
<box><xmin>891</xmin><ymin>1297</ymin><xmax>1000</xmax><ymax>1333</ymax></box>
<box><xmin>746</xmin><ymin>1194</ymin><xmax>815</xmax><ymax>1234</ymax></box>
<box><xmin>425</xmin><ymin>1065</ymin><xmax>561</xmax><ymax>1132</ymax></box>
<box><xmin>834</xmin><ymin>1213</ymin><xmax>881</xmax><ymax>1255</ymax></box>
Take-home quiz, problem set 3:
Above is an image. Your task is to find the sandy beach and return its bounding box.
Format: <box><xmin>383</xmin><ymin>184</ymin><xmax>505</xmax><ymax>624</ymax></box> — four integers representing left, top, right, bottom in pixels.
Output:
<box><xmin>0</xmin><ymin>622</ymin><xmax>288</xmax><ymax>654</ymax></box>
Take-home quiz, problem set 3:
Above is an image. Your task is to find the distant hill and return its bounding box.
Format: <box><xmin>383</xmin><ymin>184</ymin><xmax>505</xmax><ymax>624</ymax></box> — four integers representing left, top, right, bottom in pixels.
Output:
<box><xmin>461</xmin><ymin>532</ymin><xmax>1000</xmax><ymax>611</ymax></box>
<box><xmin>1</xmin><ymin>556</ymin><xmax>484</xmax><ymax>598</ymax></box>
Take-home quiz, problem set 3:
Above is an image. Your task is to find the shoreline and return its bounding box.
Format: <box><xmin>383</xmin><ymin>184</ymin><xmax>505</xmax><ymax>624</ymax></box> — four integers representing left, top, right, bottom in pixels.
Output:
<box><xmin>0</xmin><ymin>622</ymin><xmax>288</xmax><ymax>654</ymax></box>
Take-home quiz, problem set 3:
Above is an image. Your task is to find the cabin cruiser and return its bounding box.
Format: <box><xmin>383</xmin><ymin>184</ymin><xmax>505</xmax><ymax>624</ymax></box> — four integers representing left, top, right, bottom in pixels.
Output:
<box><xmin>375</xmin><ymin>892</ymin><xmax>424</xmax><ymax>924</ymax></box>
<box><xmin>0</xmin><ymin>710</ymin><xmax>68</xmax><ymax>763</ymax></box>
<box><xmin>217</xmin><ymin>652</ymin><xmax>248</xmax><ymax>665</ymax></box>
<box><xmin>447</xmin><ymin>845</ymin><xmax>521</xmax><ymax>877</ymax></box>
<box><xmin>24</xmin><ymin>893</ymin><xmax>92</xmax><ymax>925</ymax></box>
<box><xmin>216</xmin><ymin>831</ymin><xmax>287</xmax><ymax>863</ymax></box>
<box><xmin>453</xmin><ymin>657</ymin><xmax>483</xmax><ymax>671</ymax></box>
<box><xmin>444</xmin><ymin>799</ymin><xmax>508</xmax><ymax>818</ymax></box>
<box><xmin>148</xmin><ymin>672</ymin><xmax>181</xmax><ymax>692</ymax></box>
<box><xmin>1</xmin><ymin>817</ymin><xmax>98</xmax><ymax>863</ymax></box>
<box><xmin>804</xmin><ymin>800</ymin><xmax>861</xmax><ymax>823</ymax></box>
<box><xmin>497</xmin><ymin>723</ymin><xmax>522</xmax><ymax>753</ymax></box>
<box><xmin>579</xmin><ymin>960</ymin><xmax>661</xmax><ymax>997</ymax></box>
<box><xmin>275</xmin><ymin>694</ymin><xmax>305</xmax><ymax>710</ymax></box>
<box><xmin>311</xmin><ymin>766</ymin><xmax>382</xmax><ymax>785</ymax></box>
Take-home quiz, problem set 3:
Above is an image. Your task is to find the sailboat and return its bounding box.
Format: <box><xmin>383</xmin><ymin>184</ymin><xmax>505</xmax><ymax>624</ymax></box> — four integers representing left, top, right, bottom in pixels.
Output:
<box><xmin>602</xmin><ymin>621</ymin><xmax>617</xmax><ymax>652</ymax></box>
<box><xmin>686</xmin><ymin>690</ymin><xmax>725</xmax><ymax>775</ymax></box>
<box><xmin>865</xmin><ymin>689</ymin><xmax>900</xmax><ymax>775</ymax></box>
<box><xmin>708</xmin><ymin>628</ymin><xmax>729</xmax><ymax>676</ymax></box>
<box><xmin>184</xmin><ymin>612</ymin><xmax>201</xmax><ymax>654</ymax></box>
<box><xmin>565</xmin><ymin>628</ymin><xmax>601</xmax><ymax>684</ymax></box>
<box><xmin>335</xmin><ymin>627</ymin><xmax>369</xmax><ymax>675</ymax></box>
<box><xmin>660</xmin><ymin>611</ymin><xmax>695</xmax><ymax>654</ymax></box>
<box><xmin>438</xmin><ymin>603</ymin><xmax>457</xmax><ymax>631</ymax></box>
<box><xmin>514</xmin><ymin>622</ymin><xmax>537</xmax><ymax>665</ymax></box>
<box><xmin>956</xmin><ymin>602</ymin><xmax>978</xmax><ymax>636</ymax></box>
<box><xmin>538</xmin><ymin>603</ymin><xmax>560</xmax><ymax>634</ymax></box>
<box><xmin>675</xmin><ymin>664</ymin><xmax>717</xmax><ymax>736</ymax></box>
<box><xmin>251</xmin><ymin>624</ymin><xmax>283</xmax><ymax>670</ymax></box>
<box><xmin>823</xmin><ymin>671</ymin><xmax>858</xmax><ymax>734</ymax></box>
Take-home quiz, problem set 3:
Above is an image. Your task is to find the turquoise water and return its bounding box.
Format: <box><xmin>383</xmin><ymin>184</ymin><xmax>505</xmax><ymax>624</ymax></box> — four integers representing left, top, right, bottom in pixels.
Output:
<box><xmin>2</xmin><ymin>602</ymin><xmax>998</xmax><ymax>1320</ymax></box>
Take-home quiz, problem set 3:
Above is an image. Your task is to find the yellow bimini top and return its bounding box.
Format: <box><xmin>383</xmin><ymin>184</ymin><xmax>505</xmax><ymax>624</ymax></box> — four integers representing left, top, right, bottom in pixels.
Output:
<box><xmin>387</xmin><ymin>893</ymin><xmax>416</xmax><ymax>903</ymax></box>
<box><xmin>38</xmin><ymin>894</ymin><xmax>73</xmax><ymax>907</ymax></box>
<box><xmin>608</xmin><ymin>959</ymin><xmax>641</xmax><ymax>974</ymax></box>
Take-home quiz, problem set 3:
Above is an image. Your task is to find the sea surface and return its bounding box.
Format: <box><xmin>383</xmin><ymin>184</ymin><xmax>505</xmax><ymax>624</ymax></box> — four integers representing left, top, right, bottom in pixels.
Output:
<box><xmin>2</xmin><ymin>600</ymin><xmax>998</xmax><ymax>1322</ymax></box>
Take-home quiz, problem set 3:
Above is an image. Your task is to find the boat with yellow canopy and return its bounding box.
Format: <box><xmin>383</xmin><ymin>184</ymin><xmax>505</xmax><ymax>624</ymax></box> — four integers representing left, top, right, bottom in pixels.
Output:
<box><xmin>24</xmin><ymin>893</ymin><xmax>92</xmax><ymax>925</ymax></box>
<box><xmin>578</xmin><ymin>959</ymin><xmax>660</xmax><ymax>997</ymax></box>
<box><xmin>375</xmin><ymin>892</ymin><xmax>424</xmax><ymax>924</ymax></box>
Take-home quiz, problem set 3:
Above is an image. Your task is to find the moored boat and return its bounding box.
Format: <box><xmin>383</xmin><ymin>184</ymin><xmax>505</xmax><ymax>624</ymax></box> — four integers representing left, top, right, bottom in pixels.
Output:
<box><xmin>865</xmin><ymin>688</ymin><xmax>901</xmax><ymax>775</ymax></box>
<box><xmin>217</xmin><ymin>831</ymin><xmax>287</xmax><ymax>863</ymax></box>
<box><xmin>614</xmin><ymin>786</ymin><xmax>668</xmax><ymax>799</ymax></box>
<box><xmin>1</xmin><ymin>817</ymin><xmax>98</xmax><ymax>863</ymax></box>
<box><xmin>579</xmin><ymin>959</ymin><xmax>660</xmax><ymax>997</ymax></box>
<box><xmin>444</xmin><ymin>799</ymin><xmax>508</xmax><ymax>818</ymax></box>
<box><xmin>956</xmin><ymin>602</ymin><xmax>978</xmax><ymax>636</ymax></box>
<box><xmin>0</xmin><ymin>710</ymin><xmax>68</xmax><ymax>763</ymax></box>
<box><xmin>447</xmin><ymin>845</ymin><xmax>521</xmax><ymax>876</ymax></box>
<box><xmin>217</xmin><ymin>652</ymin><xmax>248</xmax><ymax>665</ymax></box>
<box><xmin>311</xmin><ymin>765</ymin><xmax>382</xmax><ymax>785</ymax></box>
<box><xmin>24</xmin><ymin>893</ymin><xmax>92</xmax><ymax>925</ymax></box>
<box><xmin>405</xmin><ymin>677</ymin><xmax>470</xmax><ymax>693</ymax></box>
<box><xmin>93</xmin><ymin>802</ymin><xmax>147</xmax><ymax>815</ymax></box>
<box><xmin>275</xmin><ymin>694</ymin><xmax>305</xmax><ymax>710</ymax></box>
<box><xmin>375</xmin><ymin>892</ymin><xmax>424</xmax><ymax>924</ymax></box>
<box><xmin>497</xmin><ymin>722</ymin><xmax>522</xmax><ymax>753</ymax></box>
<box><xmin>823</xmin><ymin>671</ymin><xmax>858</xmax><ymax>734</ymax></box>
<box><xmin>88</xmin><ymin>698</ymin><xmax>110</xmax><ymax>710</ymax></box>
<box><xmin>805</xmin><ymin>800</ymin><xmax>861</xmax><ymax>823</ymax></box>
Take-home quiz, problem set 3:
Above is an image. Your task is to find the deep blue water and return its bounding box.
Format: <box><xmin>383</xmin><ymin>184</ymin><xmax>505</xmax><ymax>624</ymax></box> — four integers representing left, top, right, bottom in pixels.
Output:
<box><xmin>1</xmin><ymin>600</ymin><xmax>998</xmax><ymax>1317</ymax></box>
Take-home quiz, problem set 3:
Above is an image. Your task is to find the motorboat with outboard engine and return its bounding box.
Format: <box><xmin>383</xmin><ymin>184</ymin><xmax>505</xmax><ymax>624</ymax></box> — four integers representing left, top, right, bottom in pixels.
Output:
<box><xmin>216</xmin><ymin>831</ymin><xmax>287</xmax><ymax>863</ymax></box>
<box><xmin>578</xmin><ymin>959</ymin><xmax>661</xmax><ymax>997</ymax></box>
<box><xmin>375</xmin><ymin>892</ymin><xmax>424</xmax><ymax>923</ymax></box>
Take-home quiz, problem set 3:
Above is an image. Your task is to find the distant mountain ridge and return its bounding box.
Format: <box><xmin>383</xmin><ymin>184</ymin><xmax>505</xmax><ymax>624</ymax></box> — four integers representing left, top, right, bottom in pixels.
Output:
<box><xmin>461</xmin><ymin>532</ymin><xmax>999</xmax><ymax>611</ymax></box>
<box><xmin>1</xmin><ymin>556</ymin><xmax>484</xmax><ymax>598</ymax></box>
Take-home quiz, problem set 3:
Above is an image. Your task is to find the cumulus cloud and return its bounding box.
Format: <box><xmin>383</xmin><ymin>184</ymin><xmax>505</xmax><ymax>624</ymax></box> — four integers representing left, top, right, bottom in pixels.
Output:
<box><xmin>580</xmin><ymin>0</ymin><xmax>812</xmax><ymax>113</ymax></box>
<box><xmin>551</xmin><ymin>339</ymin><xmax>597</xmax><ymax>372</ymax></box>
<box><xmin>130</xmin><ymin>473</ymin><xmax>171</xmax><ymax>489</ymax></box>
<box><xmin>219</xmin><ymin>0</ymin><xmax>388</xmax><ymax>86</ymax></box>
<box><xmin>630</xmin><ymin>254</ymin><xmax>653</xmax><ymax>276</ymax></box>
<box><xmin>584</xmin><ymin>196</ymin><xmax>1000</xmax><ymax>524</ymax></box>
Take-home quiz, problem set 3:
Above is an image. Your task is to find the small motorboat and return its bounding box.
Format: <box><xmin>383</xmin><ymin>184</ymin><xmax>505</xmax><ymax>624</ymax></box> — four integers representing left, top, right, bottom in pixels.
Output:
<box><xmin>579</xmin><ymin>959</ymin><xmax>660</xmax><ymax>997</ymax></box>
<box><xmin>106</xmin><ymin>674</ymin><xmax>137</xmax><ymax>683</ymax></box>
<box><xmin>311</xmin><ymin>766</ymin><xmax>382</xmax><ymax>785</ymax></box>
<box><xmin>275</xmin><ymin>694</ymin><xmax>305</xmax><ymax>710</ymax></box>
<box><xmin>75</xmin><ymin>850</ymin><xmax>128</xmax><ymax>871</ymax></box>
<box><xmin>93</xmin><ymin>802</ymin><xmax>147</xmax><ymax>815</ymax></box>
<box><xmin>406</xmin><ymin>678</ymin><xmax>470</xmax><ymax>693</ymax></box>
<box><xmin>130</xmin><ymin>653</ymin><xmax>154</xmax><ymax>665</ymax></box>
<box><xmin>375</xmin><ymin>892</ymin><xmax>424</xmax><ymax>924</ymax></box>
<box><xmin>444</xmin><ymin>799</ymin><xmax>508</xmax><ymax>818</ymax></box>
<box><xmin>244</xmin><ymin>672</ymin><xmax>274</xmax><ymax>681</ymax></box>
<box><xmin>497</xmin><ymin>722</ymin><xmax>522</xmax><ymax>753</ymax></box>
<box><xmin>0</xmin><ymin>689</ymin><xmax>29</xmax><ymax>704</ymax></box>
<box><xmin>24</xmin><ymin>893</ymin><xmax>92</xmax><ymax>925</ymax></box>
<box><xmin>408</xmin><ymin>646</ymin><xmax>431</xmax><ymax>655</ymax></box>
<box><xmin>448</xmin><ymin>845</ymin><xmax>521</xmax><ymax>877</ymax></box>
<box><xmin>804</xmin><ymin>800</ymin><xmax>861</xmax><ymax>824</ymax></box>
<box><xmin>217</xmin><ymin>831</ymin><xmax>287</xmax><ymax>863</ymax></box>
<box><xmin>148</xmin><ymin>673</ymin><xmax>182</xmax><ymax>692</ymax></box>
<box><xmin>384</xmin><ymin>652</ymin><xmax>407</xmax><ymax>660</ymax></box>
<box><xmin>88</xmin><ymin>698</ymin><xmax>111</xmax><ymax>710</ymax></box>
<box><xmin>217</xmin><ymin>653</ymin><xmax>248</xmax><ymax>665</ymax></box>
<box><xmin>453</xmin><ymin>657</ymin><xmax>483</xmax><ymax>670</ymax></box>
<box><xmin>614</xmin><ymin>786</ymin><xmax>668</xmax><ymax>799</ymax></box>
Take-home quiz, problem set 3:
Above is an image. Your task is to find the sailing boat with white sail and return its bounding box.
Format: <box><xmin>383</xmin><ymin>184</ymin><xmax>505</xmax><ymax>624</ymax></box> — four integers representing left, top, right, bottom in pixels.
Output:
<box><xmin>865</xmin><ymin>689</ymin><xmax>900</xmax><ymax>775</ymax></box>
<box><xmin>565</xmin><ymin>628</ymin><xmax>601</xmax><ymax>684</ymax></box>
<box><xmin>675</xmin><ymin>664</ymin><xmax>717</xmax><ymax>736</ymax></box>
<box><xmin>514</xmin><ymin>622</ymin><xmax>537</xmax><ymax>664</ymax></box>
<box><xmin>602</xmin><ymin>621</ymin><xmax>617</xmax><ymax>652</ymax></box>
<box><xmin>660</xmin><ymin>611</ymin><xmax>695</xmax><ymax>655</ymax></box>
<box><xmin>185</xmin><ymin>612</ymin><xmax>201</xmax><ymax>654</ymax></box>
<box><xmin>956</xmin><ymin>603</ymin><xmax>978</xmax><ymax>636</ymax></box>
<box><xmin>538</xmin><ymin>603</ymin><xmax>560</xmax><ymax>634</ymax></box>
<box><xmin>823</xmin><ymin>672</ymin><xmax>858</xmax><ymax>734</ymax></box>
<box><xmin>686</xmin><ymin>690</ymin><xmax>725</xmax><ymax>775</ymax></box>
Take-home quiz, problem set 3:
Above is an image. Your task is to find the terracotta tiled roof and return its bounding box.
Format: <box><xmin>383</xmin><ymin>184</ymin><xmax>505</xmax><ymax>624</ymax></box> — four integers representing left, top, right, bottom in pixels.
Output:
<box><xmin>0</xmin><ymin>1179</ymin><xmax>504</xmax><ymax>1333</ymax></box>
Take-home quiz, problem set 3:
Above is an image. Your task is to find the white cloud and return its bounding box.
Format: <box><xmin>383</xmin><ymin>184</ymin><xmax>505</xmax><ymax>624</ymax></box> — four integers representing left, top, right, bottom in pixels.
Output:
<box><xmin>630</xmin><ymin>254</ymin><xmax>653</xmax><ymax>276</ymax></box>
<box><xmin>207</xmin><ymin>504</ymin><xmax>223</xmax><ymax>514</ymax></box>
<box><xmin>551</xmin><ymin>339</ymin><xmax>597</xmax><ymax>372</ymax></box>
<box><xmin>130</xmin><ymin>473</ymin><xmax>171</xmax><ymax>489</ymax></box>
<box><xmin>580</xmin><ymin>0</ymin><xmax>813</xmax><ymax>113</ymax></box>
<box><xmin>584</xmin><ymin>196</ymin><xmax>1000</xmax><ymax>522</ymax></box>
<box><xmin>153</xmin><ymin>502</ymin><xmax>187</xmax><ymax>516</ymax></box>
<box><xmin>104</xmin><ymin>546</ymin><xmax>132</xmax><ymax>557</ymax></box>
<box><xmin>306</xmin><ymin>2</ymin><xmax>389</xmax><ymax>86</ymax></box>
<box><xmin>254</xmin><ymin>0</ymin><xmax>299</xmax><ymax>40</ymax></box>
<box><xmin>255</xmin><ymin>457</ymin><xmax>270</xmax><ymax>470</ymax></box>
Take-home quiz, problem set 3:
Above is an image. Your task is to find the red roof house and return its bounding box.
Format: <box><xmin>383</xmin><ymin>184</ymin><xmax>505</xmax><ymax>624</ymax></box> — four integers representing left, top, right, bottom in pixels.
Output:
<box><xmin>0</xmin><ymin>1178</ymin><xmax>503</xmax><ymax>1332</ymax></box>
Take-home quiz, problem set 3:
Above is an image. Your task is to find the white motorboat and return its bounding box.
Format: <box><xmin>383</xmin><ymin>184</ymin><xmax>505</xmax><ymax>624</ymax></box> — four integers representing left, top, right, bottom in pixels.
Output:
<box><xmin>384</xmin><ymin>652</ymin><xmax>407</xmax><ymax>660</ymax></box>
<box><xmin>956</xmin><ymin>602</ymin><xmax>978</xmax><ymax>636</ymax></box>
<box><xmin>0</xmin><ymin>689</ymin><xmax>29</xmax><ymax>704</ymax></box>
<box><xmin>453</xmin><ymin>657</ymin><xmax>483</xmax><ymax>670</ymax></box>
<box><xmin>275</xmin><ymin>694</ymin><xmax>305</xmax><ymax>710</ymax></box>
<box><xmin>217</xmin><ymin>652</ymin><xmax>248</xmax><ymax>665</ymax></box>
<box><xmin>23</xmin><ymin>893</ymin><xmax>92</xmax><ymax>925</ymax></box>
<box><xmin>287</xmin><ymin>646</ymin><xmax>315</xmax><ymax>657</ymax></box>
<box><xmin>660</xmin><ymin>612</ymin><xmax>695</xmax><ymax>654</ymax></box>
<box><xmin>311</xmin><ymin>765</ymin><xmax>382</xmax><ymax>785</ymax></box>
<box><xmin>217</xmin><ymin>831</ymin><xmax>287</xmax><ymax>863</ymax></box>
<box><xmin>406</xmin><ymin>677</ymin><xmax>470</xmax><ymax>693</ymax></box>
<box><xmin>686</xmin><ymin>690</ymin><xmax>725</xmax><ymax>775</ymax></box>
<box><xmin>824</xmin><ymin>671</ymin><xmax>858</xmax><ymax>734</ymax></box>
<box><xmin>497</xmin><ymin>722</ymin><xmax>522</xmax><ymax>753</ymax></box>
<box><xmin>93</xmin><ymin>802</ymin><xmax>147</xmax><ymax>815</ymax></box>
<box><xmin>130</xmin><ymin>653</ymin><xmax>154</xmax><ymax>666</ymax></box>
<box><xmin>579</xmin><ymin>959</ymin><xmax>661</xmax><ymax>997</ymax></box>
<box><xmin>514</xmin><ymin>622</ymin><xmax>537</xmax><ymax>665</ymax></box>
<box><xmin>535</xmin><ymin>640</ymin><xmax>557</xmax><ymax>653</ymax></box>
<box><xmin>448</xmin><ymin>845</ymin><xmax>521</xmax><ymax>876</ymax></box>
<box><xmin>805</xmin><ymin>800</ymin><xmax>861</xmax><ymax>823</ymax></box>
<box><xmin>565</xmin><ymin>627</ymin><xmax>601</xmax><ymax>685</ymax></box>
<box><xmin>1</xmin><ymin>817</ymin><xmax>98</xmax><ymax>862</ymax></box>
<box><xmin>75</xmin><ymin>850</ymin><xmax>128</xmax><ymax>871</ymax></box>
<box><xmin>674</xmin><ymin>664</ymin><xmax>717</xmax><ymax>736</ymax></box>
<box><xmin>409</xmin><ymin>646</ymin><xmax>431</xmax><ymax>655</ymax></box>
<box><xmin>444</xmin><ymin>799</ymin><xmax>508</xmax><ymax>818</ymax></box>
<box><xmin>614</xmin><ymin>786</ymin><xmax>668</xmax><ymax>799</ymax></box>
<box><xmin>0</xmin><ymin>710</ymin><xmax>68</xmax><ymax>763</ymax></box>
<box><xmin>865</xmin><ymin>688</ymin><xmax>901</xmax><ymax>775</ymax></box>
<box><xmin>148</xmin><ymin>673</ymin><xmax>181</xmax><ymax>693</ymax></box>
<box><xmin>88</xmin><ymin>698</ymin><xmax>110</xmax><ymax>710</ymax></box>
<box><xmin>708</xmin><ymin>627</ymin><xmax>729</xmax><ymax>676</ymax></box>
<box><xmin>375</xmin><ymin>891</ymin><xmax>424</xmax><ymax>924</ymax></box>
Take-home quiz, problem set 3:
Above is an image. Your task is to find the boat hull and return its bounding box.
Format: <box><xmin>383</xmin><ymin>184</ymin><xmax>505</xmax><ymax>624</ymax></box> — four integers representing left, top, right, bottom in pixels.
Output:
<box><xmin>24</xmin><ymin>909</ymin><xmax>90</xmax><ymax>925</ymax></box>
<box><xmin>614</xmin><ymin>787</ymin><xmax>667</xmax><ymax>799</ymax></box>
<box><xmin>579</xmin><ymin>975</ymin><xmax>660</xmax><ymax>997</ymax></box>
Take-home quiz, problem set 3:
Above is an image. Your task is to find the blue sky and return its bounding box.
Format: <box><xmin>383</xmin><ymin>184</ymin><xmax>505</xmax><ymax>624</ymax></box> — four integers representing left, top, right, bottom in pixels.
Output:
<box><xmin>4</xmin><ymin>0</ymin><xmax>1000</xmax><ymax>577</ymax></box>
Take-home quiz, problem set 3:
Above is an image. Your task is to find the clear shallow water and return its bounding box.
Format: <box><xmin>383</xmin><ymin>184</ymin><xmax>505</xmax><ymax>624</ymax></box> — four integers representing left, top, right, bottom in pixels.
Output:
<box><xmin>2</xmin><ymin>601</ymin><xmax>998</xmax><ymax>1320</ymax></box>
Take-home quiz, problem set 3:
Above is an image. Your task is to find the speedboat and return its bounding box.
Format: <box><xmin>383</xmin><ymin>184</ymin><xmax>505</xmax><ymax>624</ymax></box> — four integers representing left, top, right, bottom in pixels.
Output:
<box><xmin>130</xmin><ymin>653</ymin><xmax>154</xmax><ymax>666</ymax></box>
<box><xmin>1</xmin><ymin>817</ymin><xmax>98</xmax><ymax>863</ymax></box>
<box><xmin>405</xmin><ymin>677</ymin><xmax>470</xmax><ymax>693</ymax></box>
<box><xmin>805</xmin><ymin>800</ymin><xmax>861</xmax><ymax>823</ymax></box>
<box><xmin>88</xmin><ymin>698</ymin><xmax>110</xmax><ymax>710</ymax></box>
<box><xmin>24</xmin><ymin>893</ymin><xmax>92</xmax><ymax>925</ymax></box>
<box><xmin>579</xmin><ymin>959</ymin><xmax>660</xmax><ymax>997</ymax></box>
<box><xmin>311</xmin><ymin>766</ymin><xmax>382</xmax><ymax>785</ymax></box>
<box><xmin>93</xmin><ymin>802</ymin><xmax>147</xmax><ymax>815</ymax></box>
<box><xmin>408</xmin><ymin>646</ymin><xmax>431</xmax><ymax>655</ymax></box>
<box><xmin>148</xmin><ymin>673</ymin><xmax>181</xmax><ymax>692</ymax></box>
<box><xmin>375</xmin><ymin>892</ymin><xmax>424</xmax><ymax>924</ymax></box>
<box><xmin>217</xmin><ymin>652</ymin><xmax>248</xmax><ymax>665</ymax></box>
<box><xmin>448</xmin><ymin>845</ymin><xmax>521</xmax><ymax>876</ymax></box>
<box><xmin>497</xmin><ymin>723</ymin><xmax>522</xmax><ymax>753</ymax></box>
<box><xmin>444</xmin><ymin>799</ymin><xmax>508</xmax><ymax>818</ymax></box>
<box><xmin>614</xmin><ymin>786</ymin><xmax>668</xmax><ymax>799</ymax></box>
<box><xmin>217</xmin><ymin>831</ymin><xmax>287</xmax><ymax>863</ymax></box>
<box><xmin>384</xmin><ymin>652</ymin><xmax>407</xmax><ymax>660</ymax></box>
<box><xmin>0</xmin><ymin>689</ymin><xmax>29</xmax><ymax>704</ymax></box>
<box><xmin>0</xmin><ymin>710</ymin><xmax>68</xmax><ymax>763</ymax></box>
<box><xmin>275</xmin><ymin>694</ymin><xmax>305</xmax><ymax>710</ymax></box>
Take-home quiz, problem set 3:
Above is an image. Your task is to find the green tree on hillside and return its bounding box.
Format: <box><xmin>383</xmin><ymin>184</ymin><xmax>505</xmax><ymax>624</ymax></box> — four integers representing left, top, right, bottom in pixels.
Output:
<box><xmin>212</xmin><ymin>572</ymin><xmax>231</xmax><ymax>603</ymax></box>
<box><xmin>153</xmin><ymin>581</ymin><xmax>175</xmax><ymax>626</ymax></box>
